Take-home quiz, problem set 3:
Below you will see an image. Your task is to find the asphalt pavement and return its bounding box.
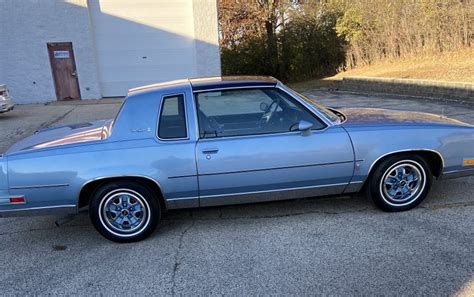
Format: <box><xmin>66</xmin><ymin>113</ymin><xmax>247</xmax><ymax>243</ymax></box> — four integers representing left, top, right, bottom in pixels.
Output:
<box><xmin>0</xmin><ymin>91</ymin><xmax>472</xmax><ymax>295</ymax></box>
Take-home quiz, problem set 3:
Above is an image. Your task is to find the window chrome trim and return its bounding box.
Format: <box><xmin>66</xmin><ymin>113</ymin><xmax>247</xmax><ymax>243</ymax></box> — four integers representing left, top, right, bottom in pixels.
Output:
<box><xmin>196</xmin><ymin>128</ymin><xmax>329</xmax><ymax>142</ymax></box>
<box><xmin>156</xmin><ymin>92</ymin><xmax>189</xmax><ymax>142</ymax></box>
<box><xmin>276</xmin><ymin>82</ymin><xmax>335</xmax><ymax>127</ymax></box>
<box><xmin>192</xmin><ymin>85</ymin><xmax>276</xmax><ymax>93</ymax></box>
<box><xmin>193</xmin><ymin>86</ymin><xmax>330</xmax><ymax>140</ymax></box>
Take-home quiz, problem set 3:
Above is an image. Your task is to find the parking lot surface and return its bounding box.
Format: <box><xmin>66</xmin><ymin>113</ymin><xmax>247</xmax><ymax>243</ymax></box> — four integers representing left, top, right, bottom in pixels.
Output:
<box><xmin>0</xmin><ymin>91</ymin><xmax>473</xmax><ymax>295</ymax></box>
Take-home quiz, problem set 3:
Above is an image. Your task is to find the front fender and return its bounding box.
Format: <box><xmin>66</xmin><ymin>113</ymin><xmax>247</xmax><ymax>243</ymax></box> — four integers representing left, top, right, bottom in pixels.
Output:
<box><xmin>347</xmin><ymin>126</ymin><xmax>474</xmax><ymax>183</ymax></box>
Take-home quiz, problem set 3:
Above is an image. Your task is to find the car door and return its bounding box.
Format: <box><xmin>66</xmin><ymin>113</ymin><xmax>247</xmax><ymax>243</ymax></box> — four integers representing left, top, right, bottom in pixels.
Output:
<box><xmin>194</xmin><ymin>87</ymin><xmax>354</xmax><ymax>207</ymax></box>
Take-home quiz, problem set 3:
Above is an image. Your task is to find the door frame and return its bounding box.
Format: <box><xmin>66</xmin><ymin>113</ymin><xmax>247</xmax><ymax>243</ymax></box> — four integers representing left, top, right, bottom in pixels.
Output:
<box><xmin>192</xmin><ymin>86</ymin><xmax>354</xmax><ymax>207</ymax></box>
<box><xmin>47</xmin><ymin>42</ymin><xmax>81</xmax><ymax>101</ymax></box>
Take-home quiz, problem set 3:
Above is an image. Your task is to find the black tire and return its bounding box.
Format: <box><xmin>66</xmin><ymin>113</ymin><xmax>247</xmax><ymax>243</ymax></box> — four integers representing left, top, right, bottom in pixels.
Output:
<box><xmin>367</xmin><ymin>154</ymin><xmax>433</xmax><ymax>212</ymax></box>
<box><xmin>89</xmin><ymin>181</ymin><xmax>160</xmax><ymax>243</ymax></box>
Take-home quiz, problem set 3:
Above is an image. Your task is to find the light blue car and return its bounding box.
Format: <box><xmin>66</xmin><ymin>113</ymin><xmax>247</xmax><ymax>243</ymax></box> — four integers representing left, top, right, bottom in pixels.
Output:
<box><xmin>1</xmin><ymin>77</ymin><xmax>473</xmax><ymax>242</ymax></box>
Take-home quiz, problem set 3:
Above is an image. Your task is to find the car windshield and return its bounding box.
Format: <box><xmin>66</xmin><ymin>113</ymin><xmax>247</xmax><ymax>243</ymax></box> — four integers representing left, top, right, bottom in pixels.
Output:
<box><xmin>291</xmin><ymin>90</ymin><xmax>341</xmax><ymax>123</ymax></box>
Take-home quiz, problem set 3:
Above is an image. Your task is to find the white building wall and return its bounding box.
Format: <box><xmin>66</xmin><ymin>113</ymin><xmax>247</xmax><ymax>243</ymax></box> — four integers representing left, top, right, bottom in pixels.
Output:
<box><xmin>0</xmin><ymin>0</ymin><xmax>101</xmax><ymax>103</ymax></box>
<box><xmin>192</xmin><ymin>0</ymin><xmax>221</xmax><ymax>77</ymax></box>
<box><xmin>0</xmin><ymin>0</ymin><xmax>221</xmax><ymax>103</ymax></box>
<box><xmin>89</xmin><ymin>0</ymin><xmax>200</xmax><ymax>97</ymax></box>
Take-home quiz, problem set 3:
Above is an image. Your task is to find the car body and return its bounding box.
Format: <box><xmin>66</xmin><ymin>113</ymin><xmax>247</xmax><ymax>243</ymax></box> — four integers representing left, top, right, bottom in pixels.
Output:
<box><xmin>0</xmin><ymin>85</ymin><xmax>14</xmax><ymax>113</ymax></box>
<box><xmin>1</xmin><ymin>76</ymin><xmax>473</xmax><ymax>242</ymax></box>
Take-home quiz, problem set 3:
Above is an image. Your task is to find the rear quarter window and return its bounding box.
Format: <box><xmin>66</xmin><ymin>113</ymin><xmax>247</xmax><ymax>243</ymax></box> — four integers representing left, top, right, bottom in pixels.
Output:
<box><xmin>158</xmin><ymin>94</ymin><xmax>187</xmax><ymax>139</ymax></box>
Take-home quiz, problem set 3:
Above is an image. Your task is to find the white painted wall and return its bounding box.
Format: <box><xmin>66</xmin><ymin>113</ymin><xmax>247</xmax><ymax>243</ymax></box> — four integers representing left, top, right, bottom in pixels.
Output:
<box><xmin>192</xmin><ymin>0</ymin><xmax>221</xmax><ymax>77</ymax></box>
<box><xmin>0</xmin><ymin>0</ymin><xmax>221</xmax><ymax>103</ymax></box>
<box><xmin>0</xmin><ymin>0</ymin><xmax>101</xmax><ymax>103</ymax></box>
<box><xmin>89</xmin><ymin>0</ymin><xmax>221</xmax><ymax>97</ymax></box>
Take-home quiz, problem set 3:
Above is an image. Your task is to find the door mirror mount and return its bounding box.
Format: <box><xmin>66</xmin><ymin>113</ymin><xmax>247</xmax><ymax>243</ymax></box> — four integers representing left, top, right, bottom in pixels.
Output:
<box><xmin>296</xmin><ymin>120</ymin><xmax>313</xmax><ymax>136</ymax></box>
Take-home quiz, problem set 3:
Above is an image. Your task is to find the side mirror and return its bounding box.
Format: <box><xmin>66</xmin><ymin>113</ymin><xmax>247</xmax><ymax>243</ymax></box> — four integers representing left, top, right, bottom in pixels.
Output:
<box><xmin>290</xmin><ymin>120</ymin><xmax>313</xmax><ymax>135</ymax></box>
<box><xmin>260</xmin><ymin>102</ymin><xmax>269</xmax><ymax>112</ymax></box>
<box><xmin>298</xmin><ymin>120</ymin><xmax>313</xmax><ymax>131</ymax></box>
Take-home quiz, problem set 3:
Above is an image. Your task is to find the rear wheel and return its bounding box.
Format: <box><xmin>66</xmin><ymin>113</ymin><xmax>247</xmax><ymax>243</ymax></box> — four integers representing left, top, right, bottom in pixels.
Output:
<box><xmin>89</xmin><ymin>181</ymin><xmax>160</xmax><ymax>243</ymax></box>
<box><xmin>368</xmin><ymin>155</ymin><xmax>433</xmax><ymax>212</ymax></box>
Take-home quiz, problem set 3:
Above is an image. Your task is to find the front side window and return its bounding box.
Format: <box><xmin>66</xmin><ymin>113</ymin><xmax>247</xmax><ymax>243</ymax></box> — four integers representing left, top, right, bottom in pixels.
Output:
<box><xmin>158</xmin><ymin>94</ymin><xmax>187</xmax><ymax>139</ymax></box>
<box><xmin>195</xmin><ymin>88</ymin><xmax>325</xmax><ymax>138</ymax></box>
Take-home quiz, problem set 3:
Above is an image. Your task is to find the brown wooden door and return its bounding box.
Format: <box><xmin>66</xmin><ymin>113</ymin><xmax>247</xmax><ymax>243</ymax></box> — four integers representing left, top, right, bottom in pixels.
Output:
<box><xmin>47</xmin><ymin>42</ymin><xmax>81</xmax><ymax>100</ymax></box>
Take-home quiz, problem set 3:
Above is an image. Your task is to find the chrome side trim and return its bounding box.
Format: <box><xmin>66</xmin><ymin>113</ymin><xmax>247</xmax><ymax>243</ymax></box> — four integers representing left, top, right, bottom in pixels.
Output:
<box><xmin>440</xmin><ymin>168</ymin><xmax>474</xmax><ymax>180</ymax></box>
<box><xmin>0</xmin><ymin>205</ymin><xmax>77</xmax><ymax>217</ymax></box>
<box><xmin>199</xmin><ymin>182</ymin><xmax>348</xmax><ymax>207</ymax></box>
<box><xmin>366</xmin><ymin>149</ymin><xmax>445</xmax><ymax>179</ymax></box>
<box><xmin>166</xmin><ymin>197</ymin><xmax>199</xmax><ymax>209</ymax></box>
<box><xmin>9</xmin><ymin>183</ymin><xmax>69</xmax><ymax>190</ymax></box>
<box><xmin>198</xmin><ymin>160</ymin><xmax>354</xmax><ymax>177</ymax></box>
<box><xmin>78</xmin><ymin>175</ymin><xmax>167</xmax><ymax>210</ymax></box>
<box><xmin>343</xmin><ymin>181</ymin><xmax>364</xmax><ymax>194</ymax></box>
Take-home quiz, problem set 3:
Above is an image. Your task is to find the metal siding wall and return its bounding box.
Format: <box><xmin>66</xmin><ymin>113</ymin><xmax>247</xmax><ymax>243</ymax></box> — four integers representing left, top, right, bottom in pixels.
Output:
<box><xmin>89</xmin><ymin>0</ymin><xmax>200</xmax><ymax>97</ymax></box>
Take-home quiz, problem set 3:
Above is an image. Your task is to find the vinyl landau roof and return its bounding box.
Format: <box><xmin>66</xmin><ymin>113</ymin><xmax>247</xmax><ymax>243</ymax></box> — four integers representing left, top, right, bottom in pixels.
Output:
<box><xmin>189</xmin><ymin>76</ymin><xmax>279</xmax><ymax>92</ymax></box>
<box><xmin>128</xmin><ymin>76</ymin><xmax>279</xmax><ymax>95</ymax></box>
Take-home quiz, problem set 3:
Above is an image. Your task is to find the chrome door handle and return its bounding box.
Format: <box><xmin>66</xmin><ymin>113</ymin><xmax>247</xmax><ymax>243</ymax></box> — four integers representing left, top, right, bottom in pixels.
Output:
<box><xmin>202</xmin><ymin>149</ymin><xmax>219</xmax><ymax>154</ymax></box>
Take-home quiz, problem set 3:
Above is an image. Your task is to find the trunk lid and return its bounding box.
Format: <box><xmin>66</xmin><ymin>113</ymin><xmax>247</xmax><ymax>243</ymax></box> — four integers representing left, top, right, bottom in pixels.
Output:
<box><xmin>6</xmin><ymin>119</ymin><xmax>113</xmax><ymax>154</ymax></box>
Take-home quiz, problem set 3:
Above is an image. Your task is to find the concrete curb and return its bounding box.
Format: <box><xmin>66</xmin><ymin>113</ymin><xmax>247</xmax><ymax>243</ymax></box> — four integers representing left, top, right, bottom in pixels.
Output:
<box><xmin>339</xmin><ymin>77</ymin><xmax>474</xmax><ymax>102</ymax></box>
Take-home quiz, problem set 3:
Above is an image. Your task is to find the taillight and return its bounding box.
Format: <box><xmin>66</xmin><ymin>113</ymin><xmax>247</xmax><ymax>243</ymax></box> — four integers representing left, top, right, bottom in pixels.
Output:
<box><xmin>0</xmin><ymin>90</ymin><xmax>5</xmax><ymax>96</ymax></box>
<box><xmin>10</xmin><ymin>196</ymin><xmax>25</xmax><ymax>204</ymax></box>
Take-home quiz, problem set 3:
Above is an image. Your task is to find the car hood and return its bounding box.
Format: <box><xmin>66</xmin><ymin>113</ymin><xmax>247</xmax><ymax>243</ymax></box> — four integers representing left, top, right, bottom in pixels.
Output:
<box><xmin>6</xmin><ymin>119</ymin><xmax>113</xmax><ymax>154</ymax></box>
<box><xmin>339</xmin><ymin>108</ymin><xmax>472</xmax><ymax>128</ymax></box>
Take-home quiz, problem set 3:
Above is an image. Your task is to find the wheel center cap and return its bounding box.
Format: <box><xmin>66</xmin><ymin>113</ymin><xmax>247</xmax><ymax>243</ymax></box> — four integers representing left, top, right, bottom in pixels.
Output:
<box><xmin>400</xmin><ymin>181</ymin><xmax>407</xmax><ymax>187</ymax></box>
<box><xmin>121</xmin><ymin>209</ymin><xmax>129</xmax><ymax>216</ymax></box>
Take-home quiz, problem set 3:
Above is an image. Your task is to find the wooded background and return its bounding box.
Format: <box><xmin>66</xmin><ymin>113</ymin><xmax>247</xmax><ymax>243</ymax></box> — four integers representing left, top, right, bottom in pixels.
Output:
<box><xmin>218</xmin><ymin>0</ymin><xmax>473</xmax><ymax>82</ymax></box>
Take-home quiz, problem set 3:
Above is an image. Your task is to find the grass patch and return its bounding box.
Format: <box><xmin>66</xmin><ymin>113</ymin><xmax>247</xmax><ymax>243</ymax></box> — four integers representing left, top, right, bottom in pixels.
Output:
<box><xmin>331</xmin><ymin>48</ymin><xmax>474</xmax><ymax>83</ymax></box>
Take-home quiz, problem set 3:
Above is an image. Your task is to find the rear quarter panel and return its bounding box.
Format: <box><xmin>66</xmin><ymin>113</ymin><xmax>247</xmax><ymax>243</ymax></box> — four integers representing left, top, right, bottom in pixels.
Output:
<box><xmin>6</xmin><ymin>138</ymin><xmax>198</xmax><ymax>211</ymax></box>
<box><xmin>4</xmin><ymin>83</ymin><xmax>199</xmax><ymax>212</ymax></box>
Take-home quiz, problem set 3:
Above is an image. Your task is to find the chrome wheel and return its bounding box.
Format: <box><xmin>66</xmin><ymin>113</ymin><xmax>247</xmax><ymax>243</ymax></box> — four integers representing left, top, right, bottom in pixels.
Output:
<box><xmin>380</xmin><ymin>160</ymin><xmax>426</xmax><ymax>206</ymax></box>
<box><xmin>98</xmin><ymin>189</ymin><xmax>151</xmax><ymax>237</ymax></box>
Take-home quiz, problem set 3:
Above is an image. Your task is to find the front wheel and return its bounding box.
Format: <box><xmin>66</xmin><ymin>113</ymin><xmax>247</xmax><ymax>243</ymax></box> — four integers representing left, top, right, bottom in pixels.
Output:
<box><xmin>89</xmin><ymin>181</ymin><xmax>160</xmax><ymax>243</ymax></box>
<box><xmin>368</xmin><ymin>155</ymin><xmax>433</xmax><ymax>212</ymax></box>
